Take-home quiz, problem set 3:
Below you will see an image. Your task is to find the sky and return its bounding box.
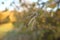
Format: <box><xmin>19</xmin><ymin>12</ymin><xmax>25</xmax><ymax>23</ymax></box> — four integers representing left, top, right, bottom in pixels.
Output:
<box><xmin>0</xmin><ymin>0</ymin><xmax>57</xmax><ymax>12</ymax></box>
<box><xmin>0</xmin><ymin>0</ymin><xmax>20</xmax><ymax>11</ymax></box>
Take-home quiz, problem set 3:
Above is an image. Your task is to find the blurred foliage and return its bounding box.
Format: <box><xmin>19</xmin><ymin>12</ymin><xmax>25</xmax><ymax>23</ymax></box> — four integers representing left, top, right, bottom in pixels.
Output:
<box><xmin>3</xmin><ymin>8</ymin><xmax>60</xmax><ymax>40</ymax></box>
<box><xmin>1</xmin><ymin>0</ymin><xmax>60</xmax><ymax>40</ymax></box>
